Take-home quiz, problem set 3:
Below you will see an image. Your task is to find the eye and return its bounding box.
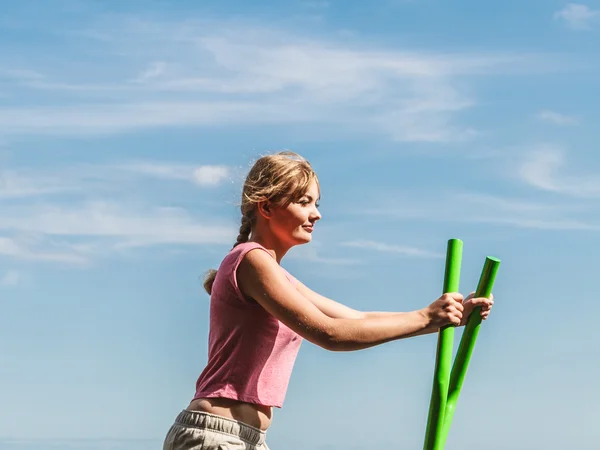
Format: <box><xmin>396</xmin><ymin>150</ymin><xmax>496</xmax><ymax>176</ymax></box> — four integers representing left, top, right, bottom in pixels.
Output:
<box><xmin>297</xmin><ymin>196</ymin><xmax>319</xmax><ymax>207</ymax></box>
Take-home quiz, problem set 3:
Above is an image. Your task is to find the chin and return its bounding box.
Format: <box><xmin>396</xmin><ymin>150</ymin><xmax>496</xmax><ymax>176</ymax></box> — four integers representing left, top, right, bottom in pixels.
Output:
<box><xmin>291</xmin><ymin>233</ymin><xmax>312</xmax><ymax>245</ymax></box>
<box><xmin>293</xmin><ymin>237</ymin><xmax>312</xmax><ymax>246</ymax></box>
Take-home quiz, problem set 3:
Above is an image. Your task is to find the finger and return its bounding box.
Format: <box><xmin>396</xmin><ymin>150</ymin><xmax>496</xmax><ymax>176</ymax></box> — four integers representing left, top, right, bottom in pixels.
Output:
<box><xmin>471</xmin><ymin>297</ymin><xmax>493</xmax><ymax>306</ymax></box>
<box><xmin>451</xmin><ymin>315</ymin><xmax>461</xmax><ymax>326</ymax></box>
<box><xmin>448</xmin><ymin>292</ymin><xmax>464</xmax><ymax>302</ymax></box>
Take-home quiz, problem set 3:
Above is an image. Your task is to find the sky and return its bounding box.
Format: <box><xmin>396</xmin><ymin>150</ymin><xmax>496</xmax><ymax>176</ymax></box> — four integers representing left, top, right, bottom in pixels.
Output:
<box><xmin>1</xmin><ymin>0</ymin><xmax>600</xmax><ymax>449</ymax></box>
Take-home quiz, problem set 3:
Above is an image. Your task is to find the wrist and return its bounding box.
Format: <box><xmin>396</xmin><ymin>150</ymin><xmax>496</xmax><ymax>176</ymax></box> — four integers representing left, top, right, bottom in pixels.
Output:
<box><xmin>416</xmin><ymin>307</ymin><xmax>433</xmax><ymax>329</ymax></box>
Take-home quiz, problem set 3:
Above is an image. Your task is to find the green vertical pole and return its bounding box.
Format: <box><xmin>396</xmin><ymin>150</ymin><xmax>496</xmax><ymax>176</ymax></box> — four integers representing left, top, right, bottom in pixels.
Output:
<box><xmin>439</xmin><ymin>256</ymin><xmax>501</xmax><ymax>448</ymax></box>
<box><xmin>423</xmin><ymin>239</ymin><xmax>463</xmax><ymax>450</ymax></box>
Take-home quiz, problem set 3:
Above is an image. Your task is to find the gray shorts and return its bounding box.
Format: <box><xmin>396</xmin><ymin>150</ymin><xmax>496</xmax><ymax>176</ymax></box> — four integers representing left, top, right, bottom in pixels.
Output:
<box><xmin>163</xmin><ymin>409</ymin><xmax>270</xmax><ymax>450</ymax></box>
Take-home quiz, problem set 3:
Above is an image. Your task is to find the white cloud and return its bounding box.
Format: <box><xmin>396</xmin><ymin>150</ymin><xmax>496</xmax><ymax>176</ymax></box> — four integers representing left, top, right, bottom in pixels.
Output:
<box><xmin>116</xmin><ymin>161</ymin><xmax>232</xmax><ymax>186</ymax></box>
<box><xmin>536</xmin><ymin>109</ymin><xmax>579</xmax><ymax>126</ymax></box>
<box><xmin>113</xmin><ymin>162</ymin><xmax>196</xmax><ymax>180</ymax></box>
<box><xmin>0</xmin><ymin>17</ymin><xmax>555</xmax><ymax>142</ymax></box>
<box><xmin>0</xmin><ymin>270</ymin><xmax>21</xmax><ymax>286</ymax></box>
<box><xmin>366</xmin><ymin>189</ymin><xmax>597</xmax><ymax>231</ymax></box>
<box><xmin>518</xmin><ymin>146</ymin><xmax>600</xmax><ymax>197</ymax></box>
<box><xmin>0</xmin><ymin>202</ymin><xmax>235</xmax><ymax>247</ymax></box>
<box><xmin>0</xmin><ymin>236</ymin><xmax>86</xmax><ymax>264</ymax></box>
<box><xmin>0</xmin><ymin>158</ymin><xmax>239</xmax><ymax>265</ymax></box>
<box><xmin>193</xmin><ymin>166</ymin><xmax>231</xmax><ymax>186</ymax></box>
<box><xmin>133</xmin><ymin>61</ymin><xmax>167</xmax><ymax>83</ymax></box>
<box><xmin>340</xmin><ymin>240</ymin><xmax>444</xmax><ymax>258</ymax></box>
<box><xmin>518</xmin><ymin>146</ymin><xmax>564</xmax><ymax>193</ymax></box>
<box><xmin>0</xmin><ymin>102</ymin><xmax>288</xmax><ymax>136</ymax></box>
<box><xmin>0</xmin><ymin>161</ymin><xmax>233</xmax><ymax>200</ymax></box>
<box><xmin>0</xmin><ymin>199</ymin><xmax>237</xmax><ymax>266</ymax></box>
<box><xmin>554</xmin><ymin>4</ymin><xmax>600</xmax><ymax>30</ymax></box>
<box><xmin>0</xmin><ymin>170</ymin><xmax>72</xmax><ymax>199</ymax></box>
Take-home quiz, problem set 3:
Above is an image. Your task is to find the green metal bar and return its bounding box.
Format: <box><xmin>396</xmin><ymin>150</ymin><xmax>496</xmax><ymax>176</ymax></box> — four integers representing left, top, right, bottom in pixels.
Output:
<box><xmin>423</xmin><ymin>239</ymin><xmax>463</xmax><ymax>450</ymax></box>
<box><xmin>439</xmin><ymin>256</ymin><xmax>501</xmax><ymax>448</ymax></box>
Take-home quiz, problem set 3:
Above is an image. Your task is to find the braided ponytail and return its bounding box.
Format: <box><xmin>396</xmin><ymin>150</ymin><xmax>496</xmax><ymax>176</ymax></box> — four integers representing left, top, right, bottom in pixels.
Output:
<box><xmin>233</xmin><ymin>214</ymin><xmax>252</xmax><ymax>248</ymax></box>
<box><xmin>202</xmin><ymin>269</ymin><xmax>218</xmax><ymax>295</ymax></box>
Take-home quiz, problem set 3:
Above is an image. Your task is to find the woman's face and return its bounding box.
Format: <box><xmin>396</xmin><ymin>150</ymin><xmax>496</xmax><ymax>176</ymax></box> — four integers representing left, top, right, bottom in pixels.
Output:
<box><xmin>269</xmin><ymin>179</ymin><xmax>321</xmax><ymax>246</ymax></box>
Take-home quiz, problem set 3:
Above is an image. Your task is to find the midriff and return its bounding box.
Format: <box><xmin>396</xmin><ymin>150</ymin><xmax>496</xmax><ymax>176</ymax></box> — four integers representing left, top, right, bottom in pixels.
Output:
<box><xmin>187</xmin><ymin>397</ymin><xmax>273</xmax><ymax>431</ymax></box>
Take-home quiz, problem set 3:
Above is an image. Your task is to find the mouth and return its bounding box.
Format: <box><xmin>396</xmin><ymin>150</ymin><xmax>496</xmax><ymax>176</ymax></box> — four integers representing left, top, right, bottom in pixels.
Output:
<box><xmin>302</xmin><ymin>225</ymin><xmax>313</xmax><ymax>233</ymax></box>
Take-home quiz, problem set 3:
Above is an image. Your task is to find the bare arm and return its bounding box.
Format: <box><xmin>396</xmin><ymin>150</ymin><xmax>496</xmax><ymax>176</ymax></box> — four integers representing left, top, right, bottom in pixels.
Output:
<box><xmin>295</xmin><ymin>280</ymin><xmax>365</xmax><ymax>319</ymax></box>
<box><xmin>296</xmin><ymin>280</ymin><xmax>439</xmax><ymax>337</ymax></box>
<box><xmin>237</xmin><ymin>250</ymin><xmax>449</xmax><ymax>351</ymax></box>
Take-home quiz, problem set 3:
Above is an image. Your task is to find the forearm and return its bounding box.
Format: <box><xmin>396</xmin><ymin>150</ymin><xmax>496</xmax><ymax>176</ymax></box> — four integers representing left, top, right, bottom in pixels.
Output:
<box><xmin>363</xmin><ymin>311</ymin><xmax>404</xmax><ymax>318</ymax></box>
<box><xmin>326</xmin><ymin>309</ymin><xmax>435</xmax><ymax>351</ymax></box>
<box><xmin>363</xmin><ymin>311</ymin><xmax>439</xmax><ymax>337</ymax></box>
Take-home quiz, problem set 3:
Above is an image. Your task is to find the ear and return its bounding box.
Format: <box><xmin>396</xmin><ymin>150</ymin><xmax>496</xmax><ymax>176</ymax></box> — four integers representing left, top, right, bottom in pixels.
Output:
<box><xmin>257</xmin><ymin>200</ymin><xmax>273</xmax><ymax>219</ymax></box>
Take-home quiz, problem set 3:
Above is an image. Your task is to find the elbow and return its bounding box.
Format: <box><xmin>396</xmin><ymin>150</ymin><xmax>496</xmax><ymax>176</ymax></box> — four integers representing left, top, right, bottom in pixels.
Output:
<box><xmin>320</xmin><ymin>338</ymin><xmax>361</xmax><ymax>352</ymax></box>
<box><xmin>317</xmin><ymin>338</ymin><xmax>346</xmax><ymax>352</ymax></box>
<box><xmin>318</xmin><ymin>338</ymin><xmax>344</xmax><ymax>352</ymax></box>
<box><xmin>315</xmin><ymin>321</ymin><xmax>358</xmax><ymax>352</ymax></box>
<box><xmin>306</xmin><ymin>320</ymin><xmax>343</xmax><ymax>351</ymax></box>
<box><xmin>313</xmin><ymin>330</ymin><xmax>342</xmax><ymax>352</ymax></box>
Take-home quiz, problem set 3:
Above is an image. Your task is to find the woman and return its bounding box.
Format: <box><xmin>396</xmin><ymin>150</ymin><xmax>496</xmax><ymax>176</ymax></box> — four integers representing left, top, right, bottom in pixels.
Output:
<box><xmin>163</xmin><ymin>151</ymin><xmax>494</xmax><ymax>450</ymax></box>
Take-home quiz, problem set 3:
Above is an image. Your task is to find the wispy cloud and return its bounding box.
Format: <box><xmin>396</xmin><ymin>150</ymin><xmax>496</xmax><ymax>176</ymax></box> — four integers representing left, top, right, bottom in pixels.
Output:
<box><xmin>0</xmin><ymin>269</ymin><xmax>21</xmax><ymax>286</ymax></box>
<box><xmin>518</xmin><ymin>146</ymin><xmax>600</xmax><ymax>197</ymax></box>
<box><xmin>132</xmin><ymin>61</ymin><xmax>167</xmax><ymax>83</ymax></box>
<box><xmin>0</xmin><ymin>202</ymin><xmax>235</xmax><ymax>246</ymax></box>
<box><xmin>0</xmin><ymin>17</ymin><xmax>556</xmax><ymax>142</ymax></box>
<box><xmin>0</xmin><ymin>158</ymin><xmax>239</xmax><ymax>266</ymax></box>
<box><xmin>0</xmin><ymin>161</ymin><xmax>233</xmax><ymax>200</ymax></box>
<box><xmin>536</xmin><ymin>109</ymin><xmax>579</xmax><ymax>126</ymax></box>
<box><xmin>0</xmin><ymin>202</ymin><xmax>236</xmax><ymax>266</ymax></box>
<box><xmin>340</xmin><ymin>240</ymin><xmax>444</xmax><ymax>258</ymax></box>
<box><xmin>288</xmin><ymin>240</ymin><xmax>360</xmax><ymax>265</ymax></box>
<box><xmin>0</xmin><ymin>236</ymin><xmax>87</xmax><ymax>264</ymax></box>
<box><xmin>0</xmin><ymin>68</ymin><xmax>45</xmax><ymax>82</ymax></box>
<box><xmin>116</xmin><ymin>162</ymin><xmax>232</xmax><ymax>186</ymax></box>
<box><xmin>367</xmin><ymin>189</ymin><xmax>597</xmax><ymax>231</ymax></box>
<box><xmin>0</xmin><ymin>170</ymin><xmax>71</xmax><ymax>199</ymax></box>
<box><xmin>554</xmin><ymin>3</ymin><xmax>600</xmax><ymax>30</ymax></box>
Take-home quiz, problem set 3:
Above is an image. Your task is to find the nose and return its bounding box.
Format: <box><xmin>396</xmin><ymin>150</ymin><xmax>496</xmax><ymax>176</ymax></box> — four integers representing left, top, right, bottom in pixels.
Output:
<box><xmin>311</xmin><ymin>205</ymin><xmax>322</xmax><ymax>222</ymax></box>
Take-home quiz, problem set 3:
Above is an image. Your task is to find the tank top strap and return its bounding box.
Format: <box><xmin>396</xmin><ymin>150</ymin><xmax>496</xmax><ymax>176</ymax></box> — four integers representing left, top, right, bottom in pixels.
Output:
<box><xmin>226</xmin><ymin>242</ymin><xmax>297</xmax><ymax>301</ymax></box>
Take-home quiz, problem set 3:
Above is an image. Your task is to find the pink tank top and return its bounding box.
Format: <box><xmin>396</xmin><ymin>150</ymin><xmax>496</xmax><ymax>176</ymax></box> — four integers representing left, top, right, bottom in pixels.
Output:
<box><xmin>193</xmin><ymin>242</ymin><xmax>303</xmax><ymax>408</ymax></box>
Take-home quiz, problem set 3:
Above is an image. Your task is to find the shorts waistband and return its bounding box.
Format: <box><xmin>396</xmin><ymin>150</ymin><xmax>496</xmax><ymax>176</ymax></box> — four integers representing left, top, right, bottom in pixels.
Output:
<box><xmin>175</xmin><ymin>410</ymin><xmax>266</xmax><ymax>446</ymax></box>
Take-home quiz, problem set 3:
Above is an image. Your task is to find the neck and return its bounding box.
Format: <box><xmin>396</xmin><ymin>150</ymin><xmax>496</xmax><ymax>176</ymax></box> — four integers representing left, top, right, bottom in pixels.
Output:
<box><xmin>248</xmin><ymin>232</ymin><xmax>291</xmax><ymax>264</ymax></box>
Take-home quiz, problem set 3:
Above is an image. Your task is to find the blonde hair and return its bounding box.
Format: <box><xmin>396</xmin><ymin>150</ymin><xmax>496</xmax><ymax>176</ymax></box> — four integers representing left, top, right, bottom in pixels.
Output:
<box><xmin>203</xmin><ymin>151</ymin><xmax>319</xmax><ymax>295</ymax></box>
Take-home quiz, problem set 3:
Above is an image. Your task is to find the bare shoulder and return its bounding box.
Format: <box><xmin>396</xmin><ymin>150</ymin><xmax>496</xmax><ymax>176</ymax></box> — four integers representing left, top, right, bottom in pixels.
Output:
<box><xmin>236</xmin><ymin>248</ymin><xmax>335</xmax><ymax>348</ymax></box>
<box><xmin>237</xmin><ymin>248</ymin><xmax>282</xmax><ymax>287</ymax></box>
<box><xmin>237</xmin><ymin>248</ymin><xmax>300</xmax><ymax>304</ymax></box>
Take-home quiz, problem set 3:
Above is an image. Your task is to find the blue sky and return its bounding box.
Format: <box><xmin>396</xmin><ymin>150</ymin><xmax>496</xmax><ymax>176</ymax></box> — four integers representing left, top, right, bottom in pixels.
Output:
<box><xmin>1</xmin><ymin>0</ymin><xmax>600</xmax><ymax>449</ymax></box>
